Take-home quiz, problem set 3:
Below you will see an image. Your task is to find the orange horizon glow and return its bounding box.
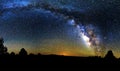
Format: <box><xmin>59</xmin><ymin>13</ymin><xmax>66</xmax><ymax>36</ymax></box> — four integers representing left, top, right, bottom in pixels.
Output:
<box><xmin>59</xmin><ymin>52</ymin><xmax>70</xmax><ymax>56</ymax></box>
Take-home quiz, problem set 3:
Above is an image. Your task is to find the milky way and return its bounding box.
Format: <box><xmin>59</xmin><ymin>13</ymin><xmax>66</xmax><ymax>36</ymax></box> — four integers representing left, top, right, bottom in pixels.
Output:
<box><xmin>0</xmin><ymin>0</ymin><xmax>120</xmax><ymax>57</ymax></box>
<box><xmin>67</xmin><ymin>19</ymin><xmax>103</xmax><ymax>56</ymax></box>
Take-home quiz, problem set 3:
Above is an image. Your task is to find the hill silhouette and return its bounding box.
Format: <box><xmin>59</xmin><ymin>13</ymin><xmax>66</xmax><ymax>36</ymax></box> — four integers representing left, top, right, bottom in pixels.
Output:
<box><xmin>0</xmin><ymin>49</ymin><xmax>119</xmax><ymax>67</ymax></box>
<box><xmin>0</xmin><ymin>38</ymin><xmax>119</xmax><ymax>67</ymax></box>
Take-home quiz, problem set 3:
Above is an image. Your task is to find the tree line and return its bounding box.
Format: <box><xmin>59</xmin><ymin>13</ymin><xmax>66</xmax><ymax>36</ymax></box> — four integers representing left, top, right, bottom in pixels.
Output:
<box><xmin>0</xmin><ymin>37</ymin><xmax>30</xmax><ymax>56</ymax></box>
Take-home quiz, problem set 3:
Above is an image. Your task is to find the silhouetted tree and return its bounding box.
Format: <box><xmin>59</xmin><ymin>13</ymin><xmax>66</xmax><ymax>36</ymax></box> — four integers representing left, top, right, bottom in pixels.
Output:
<box><xmin>0</xmin><ymin>37</ymin><xmax>8</xmax><ymax>55</ymax></box>
<box><xmin>38</xmin><ymin>53</ymin><xmax>42</xmax><ymax>56</ymax></box>
<box><xmin>10</xmin><ymin>52</ymin><xmax>15</xmax><ymax>56</ymax></box>
<box><xmin>19</xmin><ymin>48</ymin><xmax>28</xmax><ymax>56</ymax></box>
<box><xmin>105</xmin><ymin>50</ymin><xmax>116</xmax><ymax>59</ymax></box>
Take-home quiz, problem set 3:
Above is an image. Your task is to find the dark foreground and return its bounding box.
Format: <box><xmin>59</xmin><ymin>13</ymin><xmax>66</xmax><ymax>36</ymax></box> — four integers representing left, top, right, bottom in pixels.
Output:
<box><xmin>0</xmin><ymin>54</ymin><xmax>120</xmax><ymax>68</ymax></box>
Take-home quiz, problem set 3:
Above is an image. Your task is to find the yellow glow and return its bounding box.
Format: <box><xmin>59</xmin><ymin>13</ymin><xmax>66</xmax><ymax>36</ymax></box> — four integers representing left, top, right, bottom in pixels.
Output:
<box><xmin>59</xmin><ymin>52</ymin><xmax>69</xmax><ymax>56</ymax></box>
<box><xmin>38</xmin><ymin>39</ymin><xmax>95</xmax><ymax>56</ymax></box>
<box><xmin>5</xmin><ymin>39</ymin><xmax>95</xmax><ymax>56</ymax></box>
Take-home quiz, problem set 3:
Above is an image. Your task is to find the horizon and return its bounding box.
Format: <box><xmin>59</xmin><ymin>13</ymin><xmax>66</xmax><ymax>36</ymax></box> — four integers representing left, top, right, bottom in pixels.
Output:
<box><xmin>0</xmin><ymin>0</ymin><xmax>120</xmax><ymax>58</ymax></box>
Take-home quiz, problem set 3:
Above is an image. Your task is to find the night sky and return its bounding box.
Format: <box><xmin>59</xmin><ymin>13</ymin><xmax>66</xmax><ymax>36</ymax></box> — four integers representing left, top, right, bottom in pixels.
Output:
<box><xmin>0</xmin><ymin>0</ymin><xmax>120</xmax><ymax>57</ymax></box>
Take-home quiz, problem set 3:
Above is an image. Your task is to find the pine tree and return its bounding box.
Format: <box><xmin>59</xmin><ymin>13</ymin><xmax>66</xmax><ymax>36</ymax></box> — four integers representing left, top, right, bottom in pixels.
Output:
<box><xmin>0</xmin><ymin>37</ymin><xmax>8</xmax><ymax>55</ymax></box>
<box><xmin>19</xmin><ymin>48</ymin><xmax>28</xmax><ymax>55</ymax></box>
